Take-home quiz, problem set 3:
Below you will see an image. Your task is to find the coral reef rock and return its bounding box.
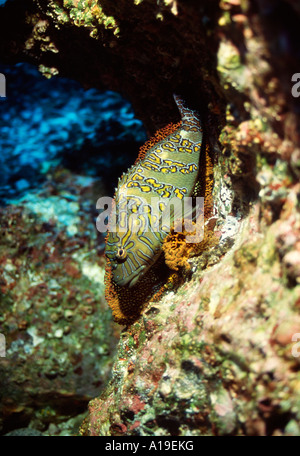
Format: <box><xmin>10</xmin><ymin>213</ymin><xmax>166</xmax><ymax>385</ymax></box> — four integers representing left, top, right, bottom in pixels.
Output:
<box><xmin>0</xmin><ymin>0</ymin><xmax>300</xmax><ymax>436</ymax></box>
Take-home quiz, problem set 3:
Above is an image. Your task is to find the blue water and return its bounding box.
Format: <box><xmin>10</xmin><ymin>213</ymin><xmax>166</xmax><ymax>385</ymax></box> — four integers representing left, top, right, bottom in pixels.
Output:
<box><xmin>0</xmin><ymin>62</ymin><xmax>146</xmax><ymax>204</ymax></box>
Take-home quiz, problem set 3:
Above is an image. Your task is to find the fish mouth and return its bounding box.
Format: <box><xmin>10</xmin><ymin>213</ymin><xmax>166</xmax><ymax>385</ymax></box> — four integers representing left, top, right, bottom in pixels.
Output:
<box><xmin>114</xmin><ymin>264</ymin><xmax>147</xmax><ymax>288</ymax></box>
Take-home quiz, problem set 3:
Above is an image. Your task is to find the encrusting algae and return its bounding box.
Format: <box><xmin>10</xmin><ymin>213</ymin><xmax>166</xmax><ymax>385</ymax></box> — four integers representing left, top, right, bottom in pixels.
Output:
<box><xmin>104</xmin><ymin>95</ymin><xmax>215</xmax><ymax>325</ymax></box>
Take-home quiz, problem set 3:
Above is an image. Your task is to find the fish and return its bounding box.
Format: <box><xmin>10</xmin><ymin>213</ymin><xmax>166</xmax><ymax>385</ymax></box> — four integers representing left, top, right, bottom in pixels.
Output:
<box><xmin>105</xmin><ymin>94</ymin><xmax>203</xmax><ymax>288</ymax></box>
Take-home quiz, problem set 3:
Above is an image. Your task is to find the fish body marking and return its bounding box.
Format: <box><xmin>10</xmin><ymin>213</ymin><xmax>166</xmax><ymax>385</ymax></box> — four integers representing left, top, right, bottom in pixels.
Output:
<box><xmin>105</xmin><ymin>94</ymin><xmax>203</xmax><ymax>288</ymax></box>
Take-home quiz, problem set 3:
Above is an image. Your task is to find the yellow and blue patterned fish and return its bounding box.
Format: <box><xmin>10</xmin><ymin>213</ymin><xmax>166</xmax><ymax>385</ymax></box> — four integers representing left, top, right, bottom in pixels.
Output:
<box><xmin>105</xmin><ymin>94</ymin><xmax>203</xmax><ymax>288</ymax></box>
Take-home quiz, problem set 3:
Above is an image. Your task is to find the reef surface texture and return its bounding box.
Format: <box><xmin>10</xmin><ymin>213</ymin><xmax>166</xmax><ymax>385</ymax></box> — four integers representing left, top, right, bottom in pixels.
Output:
<box><xmin>1</xmin><ymin>0</ymin><xmax>300</xmax><ymax>436</ymax></box>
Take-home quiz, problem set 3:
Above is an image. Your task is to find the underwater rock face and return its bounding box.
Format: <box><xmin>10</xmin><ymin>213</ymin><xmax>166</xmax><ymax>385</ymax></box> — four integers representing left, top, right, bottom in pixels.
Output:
<box><xmin>86</xmin><ymin>199</ymin><xmax>300</xmax><ymax>436</ymax></box>
<box><xmin>0</xmin><ymin>0</ymin><xmax>300</xmax><ymax>436</ymax></box>
<box><xmin>0</xmin><ymin>170</ymin><xmax>119</xmax><ymax>435</ymax></box>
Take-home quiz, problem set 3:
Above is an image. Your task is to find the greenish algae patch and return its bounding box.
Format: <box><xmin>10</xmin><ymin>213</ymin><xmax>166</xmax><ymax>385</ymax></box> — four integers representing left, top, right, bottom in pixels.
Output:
<box><xmin>0</xmin><ymin>171</ymin><xmax>119</xmax><ymax>434</ymax></box>
<box><xmin>55</xmin><ymin>0</ymin><xmax>121</xmax><ymax>36</ymax></box>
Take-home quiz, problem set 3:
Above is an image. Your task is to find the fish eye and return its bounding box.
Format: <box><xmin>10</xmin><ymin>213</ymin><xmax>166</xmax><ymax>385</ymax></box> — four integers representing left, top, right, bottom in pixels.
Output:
<box><xmin>116</xmin><ymin>248</ymin><xmax>127</xmax><ymax>262</ymax></box>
